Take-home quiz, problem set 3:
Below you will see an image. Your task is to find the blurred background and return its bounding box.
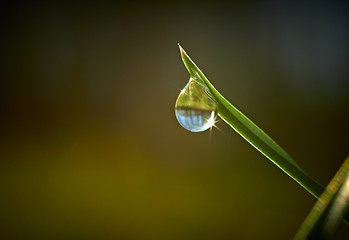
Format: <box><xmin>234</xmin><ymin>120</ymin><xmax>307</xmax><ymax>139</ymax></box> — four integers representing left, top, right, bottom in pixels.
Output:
<box><xmin>1</xmin><ymin>0</ymin><xmax>349</xmax><ymax>239</ymax></box>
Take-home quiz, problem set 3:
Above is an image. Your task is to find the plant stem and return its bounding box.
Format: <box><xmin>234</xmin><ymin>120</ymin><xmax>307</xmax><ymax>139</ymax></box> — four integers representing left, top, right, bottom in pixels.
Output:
<box><xmin>179</xmin><ymin>44</ymin><xmax>324</xmax><ymax>198</ymax></box>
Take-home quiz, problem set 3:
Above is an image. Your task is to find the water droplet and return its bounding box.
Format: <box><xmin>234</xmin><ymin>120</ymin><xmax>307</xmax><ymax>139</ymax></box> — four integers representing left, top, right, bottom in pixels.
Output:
<box><xmin>175</xmin><ymin>78</ymin><xmax>217</xmax><ymax>132</ymax></box>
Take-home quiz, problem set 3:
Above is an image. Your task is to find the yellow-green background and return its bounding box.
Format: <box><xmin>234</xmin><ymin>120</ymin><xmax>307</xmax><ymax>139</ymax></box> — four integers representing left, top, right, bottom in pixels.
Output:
<box><xmin>1</xmin><ymin>1</ymin><xmax>349</xmax><ymax>239</ymax></box>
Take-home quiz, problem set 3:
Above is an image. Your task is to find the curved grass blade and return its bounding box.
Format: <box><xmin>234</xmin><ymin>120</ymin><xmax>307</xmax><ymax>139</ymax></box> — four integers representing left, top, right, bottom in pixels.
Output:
<box><xmin>178</xmin><ymin>44</ymin><xmax>324</xmax><ymax>198</ymax></box>
<box><xmin>294</xmin><ymin>156</ymin><xmax>349</xmax><ymax>240</ymax></box>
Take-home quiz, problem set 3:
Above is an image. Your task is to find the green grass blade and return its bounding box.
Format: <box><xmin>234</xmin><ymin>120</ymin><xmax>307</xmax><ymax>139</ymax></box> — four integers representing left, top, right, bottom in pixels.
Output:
<box><xmin>294</xmin><ymin>156</ymin><xmax>349</xmax><ymax>240</ymax></box>
<box><xmin>178</xmin><ymin>44</ymin><xmax>324</xmax><ymax>198</ymax></box>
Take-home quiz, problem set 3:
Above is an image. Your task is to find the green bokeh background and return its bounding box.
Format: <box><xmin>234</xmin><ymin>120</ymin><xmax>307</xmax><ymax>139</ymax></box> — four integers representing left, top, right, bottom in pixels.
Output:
<box><xmin>1</xmin><ymin>1</ymin><xmax>349</xmax><ymax>239</ymax></box>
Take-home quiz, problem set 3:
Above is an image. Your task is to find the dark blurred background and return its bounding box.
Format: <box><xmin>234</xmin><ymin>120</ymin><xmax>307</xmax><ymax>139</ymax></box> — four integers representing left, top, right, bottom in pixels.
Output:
<box><xmin>1</xmin><ymin>1</ymin><xmax>349</xmax><ymax>239</ymax></box>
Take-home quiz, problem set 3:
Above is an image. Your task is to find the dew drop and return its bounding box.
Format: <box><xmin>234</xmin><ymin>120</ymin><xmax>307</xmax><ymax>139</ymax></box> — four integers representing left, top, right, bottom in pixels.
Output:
<box><xmin>175</xmin><ymin>78</ymin><xmax>217</xmax><ymax>132</ymax></box>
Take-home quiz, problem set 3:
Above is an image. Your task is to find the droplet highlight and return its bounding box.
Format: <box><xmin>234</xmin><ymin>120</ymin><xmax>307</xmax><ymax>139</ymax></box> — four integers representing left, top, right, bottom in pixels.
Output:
<box><xmin>175</xmin><ymin>78</ymin><xmax>217</xmax><ymax>132</ymax></box>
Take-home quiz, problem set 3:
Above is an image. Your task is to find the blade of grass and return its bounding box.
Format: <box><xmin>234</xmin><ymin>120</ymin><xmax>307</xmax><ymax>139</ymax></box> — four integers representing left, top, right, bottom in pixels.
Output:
<box><xmin>294</xmin><ymin>156</ymin><xmax>349</xmax><ymax>240</ymax></box>
<box><xmin>178</xmin><ymin>44</ymin><xmax>324</xmax><ymax>198</ymax></box>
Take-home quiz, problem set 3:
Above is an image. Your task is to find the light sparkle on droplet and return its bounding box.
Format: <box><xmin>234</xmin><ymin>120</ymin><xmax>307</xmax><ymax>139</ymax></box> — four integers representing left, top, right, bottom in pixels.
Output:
<box><xmin>175</xmin><ymin>78</ymin><xmax>217</xmax><ymax>132</ymax></box>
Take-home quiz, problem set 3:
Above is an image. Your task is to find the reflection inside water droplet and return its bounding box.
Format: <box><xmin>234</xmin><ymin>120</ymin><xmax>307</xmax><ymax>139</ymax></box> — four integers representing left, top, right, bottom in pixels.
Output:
<box><xmin>175</xmin><ymin>108</ymin><xmax>216</xmax><ymax>132</ymax></box>
<box><xmin>175</xmin><ymin>78</ymin><xmax>217</xmax><ymax>132</ymax></box>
